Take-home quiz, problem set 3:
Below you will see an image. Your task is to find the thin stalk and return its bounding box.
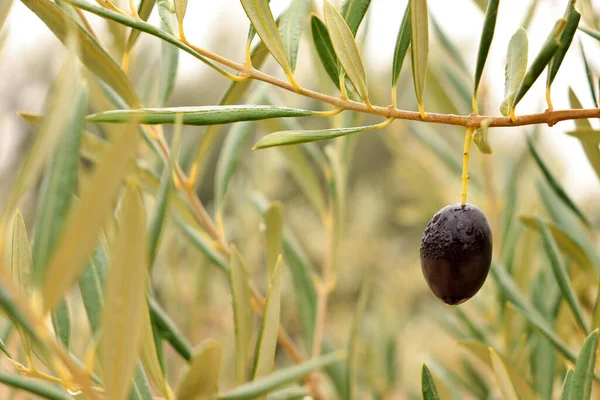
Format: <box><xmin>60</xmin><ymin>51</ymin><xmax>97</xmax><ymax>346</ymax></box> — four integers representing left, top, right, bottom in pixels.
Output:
<box><xmin>461</xmin><ymin>127</ymin><xmax>474</xmax><ymax>206</ymax></box>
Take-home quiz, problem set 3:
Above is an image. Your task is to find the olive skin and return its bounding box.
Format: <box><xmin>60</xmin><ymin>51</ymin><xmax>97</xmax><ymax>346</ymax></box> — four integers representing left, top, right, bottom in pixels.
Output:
<box><xmin>420</xmin><ymin>203</ymin><xmax>492</xmax><ymax>305</ymax></box>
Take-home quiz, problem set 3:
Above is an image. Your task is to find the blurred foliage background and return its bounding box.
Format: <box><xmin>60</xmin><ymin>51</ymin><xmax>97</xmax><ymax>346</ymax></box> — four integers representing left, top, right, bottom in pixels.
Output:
<box><xmin>2</xmin><ymin>0</ymin><xmax>600</xmax><ymax>398</ymax></box>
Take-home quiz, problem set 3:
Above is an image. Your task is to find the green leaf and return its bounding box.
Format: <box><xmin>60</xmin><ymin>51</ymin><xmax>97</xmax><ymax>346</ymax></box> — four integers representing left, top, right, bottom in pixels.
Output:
<box><xmin>158</xmin><ymin>0</ymin><xmax>178</xmax><ymax>35</ymax></box>
<box><xmin>177</xmin><ymin>219</ymin><xmax>229</xmax><ymax>273</ymax></box>
<box><xmin>324</xmin><ymin>0</ymin><xmax>371</xmax><ymax>105</ymax></box>
<box><xmin>40</xmin><ymin>122</ymin><xmax>138</xmax><ymax>314</ymax></box>
<box><xmin>230</xmin><ymin>245</ymin><xmax>253</xmax><ymax>384</ymax></box>
<box><xmin>125</xmin><ymin>0</ymin><xmax>157</xmax><ymax>53</ymax></box>
<box><xmin>473</xmin><ymin>0</ymin><xmax>499</xmax><ymax>102</ymax></box>
<box><xmin>87</xmin><ymin>105</ymin><xmax>314</xmax><ymax>125</ymax></box>
<box><xmin>527</xmin><ymin>136</ymin><xmax>590</xmax><ymax>228</ymax></box>
<box><xmin>421</xmin><ymin>364</ymin><xmax>441</xmax><ymax>400</ymax></box>
<box><xmin>0</xmin><ymin>370</ymin><xmax>74</xmax><ymax>400</ymax></box>
<box><xmin>311</xmin><ymin>15</ymin><xmax>341</xmax><ymax>89</ymax></box>
<box><xmin>489</xmin><ymin>348</ymin><xmax>519</xmax><ymax>400</ymax></box>
<box><xmin>569</xmin><ymin>330</ymin><xmax>599</xmax><ymax>400</ymax></box>
<box><xmin>547</xmin><ymin>1</ymin><xmax>580</xmax><ymax>88</ymax></box>
<box><xmin>568</xmin><ymin>89</ymin><xmax>600</xmax><ymax>183</ymax></box>
<box><xmin>30</xmin><ymin>86</ymin><xmax>87</xmax><ymax>349</ymax></box>
<box><xmin>266</xmin><ymin>386</ymin><xmax>308</xmax><ymax>400</ymax></box>
<box><xmin>410</xmin><ymin>0</ymin><xmax>429</xmax><ymax>116</ymax></box>
<box><xmin>175</xmin><ymin>340</ymin><xmax>222</xmax><ymax>400</ymax></box>
<box><xmin>491</xmin><ymin>264</ymin><xmax>578</xmax><ymax>363</ymax></box>
<box><xmin>2</xmin><ymin>50</ymin><xmax>80</xmax><ymax>223</ymax></box>
<box><xmin>473</xmin><ymin>119</ymin><xmax>493</xmax><ymax>154</ymax></box>
<box><xmin>79</xmin><ymin>241</ymin><xmax>109</xmax><ymax>334</ymax></box>
<box><xmin>250</xmin><ymin>193</ymin><xmax>317</xmax><ymax>352</ymax></box>
<box><xmin>341</xmin><ymin>0</ymin><xmax>372</xmax><ymax>36</ymax></box>
<box><xmin>561</xmin><ymin>368</ymin><xmax>574</xmax><ymax>400</ymax></box>
<box><xmin>11</xmin><ymin>211</ymin><xmax>33</xmax><ymax>357</ymax></box>
<box><xmin>240</xmin><ymin>0</ymin><xmax>294</xmax><ymax>80</ymax></box>
<box><xmin>500</xmin><ymin>28</ymin><xmax>528</xmax><ymax>116</ymax></box>
<box><xmin>347</xmin><ymin>282</ymin><xmax>370</xmax><ymax>400</ymax></box>
<box><xmin>139</xmin><ymin>300</ymin><xmax>172</xmax><ymax>399</ymax></box>
<box><xmin>21</xmin><ymin>0</ymin><xmax>140</xmax><ymax>107</ymax></box>
<box><xmin>102</xmin><ymin>185</ymin><xmax>149</xmax><ymax>400</ymax></box>
<box><xmin>518</xmin><ymin>215</ymin><xmax>595</xmax><ymax>271</ymax></box>
<box><xmin>391</xmin><ymin>2</ymin><xmax>411</xmax><ymax>90</ymax></box>
<box><xmin>459</xmin><ymin>340</ymin><xmax>537</xmax><ymax>400</ymax></box>
<box><xmin>251</xmin><ymin>257</ymin><xmax>284</xmax><ymax>381</ymax></box>
<box><xmin>278</xmin><ymin>0</ymin><xmax>311</xmax><ymax>72</ymax></box>
<box><xmin>130</xmin><ymin>361</ymin><xmax>153</xmax><ymax>400</ymax></box>
<box><xmin>215</xmin><ymin>121</ymin><xmax>253</xmax><ymax>213</ymax></box>
<box><xmin>218</xmin><ymin>351</ymin><xmax>345</xmax><ymax>400</ymax></box>
<box><xmin>264</xmin><ymin>202</ymin><xmax>284</xmax><ymax>277</ymax></box>
<box><xmin>159</xmin><ymin>24</ymin><xmax>179</xmax><ymax>107</ymax></box>
<box><xmin>254</xmin><ymin>122</ymin><xmax>386</xmax><ymax>149</ymax></box>
<box><xmin>174</xmin><ymin>0</ymin><xmax>187</xmax><ymax>28</ymax></box>
<box><xmin>579</xmin><ymin>42</ymin><xmax>598</xmax><ymax>108</ymax></box>
<box><xmin>511</xmin><ymin>19</ymin><xmax>566</xmax><ymax>112</ymax></box>
<box><xmin>148</xmin><ymin>118</ymin><xmax>181</xmax><ymax>266</ymax></box>
<box><xmin>149</xmin><ymin>297</ymin><xmax>193</xmax><ymax>362</ymax></box>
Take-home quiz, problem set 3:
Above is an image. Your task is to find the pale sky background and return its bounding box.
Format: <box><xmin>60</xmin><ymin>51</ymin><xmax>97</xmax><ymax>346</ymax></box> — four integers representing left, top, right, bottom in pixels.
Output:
<box><xmin>2</xmin><ymin>0</ymin><xmax>600</xmax><ymax>198</ymax></box>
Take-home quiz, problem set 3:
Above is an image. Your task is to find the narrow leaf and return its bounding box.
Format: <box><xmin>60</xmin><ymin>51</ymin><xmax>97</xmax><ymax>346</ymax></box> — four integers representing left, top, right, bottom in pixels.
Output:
<box><xmin>410</xmin><ymin>0</ymin><xmax>429</xmax><ymax>115</ymax></box>
<box><xmin>264</xmin><ymin>202</ymin><xmax>284</xmax><ymax>277</ymax></box>
<box><xmin>2</xmin><ymin>52</ymin><xmax>79</xmax><ymax>222</ymax></box>
<box><xmin>87</xmin><ymin>105</ymin><xmax>314</xmax><ymax>125</ymax></box>
<box><xmin>101</xmin><ymin>185</ymin><xmax>149</xmax><ymax>400</ymax></box>
<box><xmin>254</xmin><ymin>122</ymin><xmax>386</xmax><ymax>149</ymax></box>
<box><xmin>511</xmin><ymin>19</ymin><xmax>566</xmax><ymax>112</ymax></box>
<box><xmin>347</xmin><ymin>282</ymin><xmax>369</xmax><ymax>400</ymax></box>
<box><xmin>215</xmin><ymin>121</ymin><xmax>253</xmax><ymax>213</ymax></box>
<box><xmin>579</xmin><ymin>42</ymin><xmax>598</xmax><ymax>108</ymax></box>
<box><xmin>41</xmin><ymin>123</ymin><xmax>138</xmax><ymax>313</ymax></box>
<box><xmin>391</xmin><ymin>3</ymin><xmax>411</xmax><ymax>88</ymax></box>
<box><xmin>11</xmin><ymin>211</ymin><xmax>33</xmax><ymax>356</ymax></box>
<box><xmin>561</xmin><ymin>368</ymin><xmax>574</xmax><ymax>400</ymax></box>
<box><xmin>324</xmin><ymin>0</ymin><xmax>371</xmax><ymax>105</ymax></box>
<box><xmin>139</xmin><ymin>300</ymin><xmax>172</xmax><ymax>399</ymax></box>
<box><xmin>0</xmin><ymin>370</ymin><xmax>73</xmax><ymax>400</ymax></box>
<box><xmin>218</xmin><ymin>351</ymin><xmax>345</xmax><ymax>400</ymax></box>
<box><xmin>230</xmin><ymin>246</ymin><xmax>253</xmax><ymax>384</ymax></box>
<box><xmin>240</xmin><ymin>0</ymin><xmax>294</xmax><ymax>78</ymax></box>
<box><xmin>569</xmin><ymin>330</ymin><xmax>599</xmax><ymax>400</ymax></box>
<box><xmin>125</xmin><ymin>0</ymin><xmax>157</xmax><ymax>53</ymax></box>
<box><xmin>159</xmin><ymin>24</ymin><xmax>179</xmax><ymax>106</ymax></box>
<box><xmin>251</xmin><ymin>257</ymin><xmax>284</xmax><ymax>380</ymax></box>
<box><xmin>158</xmin><ymin>0</ymin><xmax>177</xmax><ymax>35</ymax></box>
<box><xmin>177</xmin><ymin>219</ymin><xmax>229</xmax><ymax>273</ymax></box>
<box><xmin>176</xmin><ymin>340</ymin><xmax>222</xmax><ymax>400</ymax></box>
<box><xmin>421</xmin><ymin>364</ymin><xmax>441</xmax><ymax>400</ymax></box>
<box><xmin>174</xmin><ymin>0</ymin><xmax>187</xmax><ymax>28</ymax></box>
<box><xmin>526</xmin><ymin>135</ymin><xmax>591</xmax><ymax>227</ymax></box>
<box><xmin>489</xmin><ymin>348</ymin><xmax>519</xmax><ymax>400</ymax></box>
<box><xmin>568</xmin><ymin>89</ymin><xmax>600</xmax><ymax>183</ymax></box>
<box><xmin>473</xmin><ymin>0</ymin><xmax>499</xmax><ymax>99</ymax></box>
<box><xmin>547</xmin><ymin>1</ymin><xmax>580</xmax><ymax>88</ymax></box>
<box><xmin>341</xmin><ymin>0</ymin><xmax>372</xmax><ymax>36</ymax></box>
<box><xmin>500</xmin><ymin>28</ymin><xmax>528</xmax><ymax>116</ymax></box>
<box><xmin>278</xmin><ymin>0</ymin><xmax>311</xmax><ymax>72</ymax></box>
<box><xmin>50</xmin><ymin>301</ymin><xmax>70</xmax><ymax>349</ymax></box>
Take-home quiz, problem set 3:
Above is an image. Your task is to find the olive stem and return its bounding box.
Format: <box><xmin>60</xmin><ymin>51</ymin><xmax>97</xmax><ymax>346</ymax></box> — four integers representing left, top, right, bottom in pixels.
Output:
<box><xmin>461</xmin><ymin>127</ymin><xmax>474</xmax><ymax>206</ymax></box>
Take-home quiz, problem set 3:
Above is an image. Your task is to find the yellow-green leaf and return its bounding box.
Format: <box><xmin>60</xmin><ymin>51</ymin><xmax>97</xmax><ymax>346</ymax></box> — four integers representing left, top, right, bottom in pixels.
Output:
<box><xmin>174</xmin><ymin>0</ymin><xmax>187</xmax><ymax>27</ymax></box>
<box><xmin>264</xmin><ymin>202</ymin><xmax>283</xmax><ymax>277</ymax></box>
<box><xmin>11</xmin><ymin>211</ymin><xmax>33</xmax><ymax>357</ymax></box>
<box><xmin>489</xmin><ymin>348</ymin><xmax>519</xmax><ymax>400</ymax></box>
<box><xmin>101</xmin><ymin>185</ymin><xmax>149</xmax><ymax>400</ymax></box>
<box><xmin>324</xmin><ymin>0</ymin><xmax>370</xmax><ymax>105</ymax></box>
<box><xmin>1</xmin><ymin>49</ymin><xmax>80</xmax><ymax>223</ymax></box>
<box><xmin>230</xmin><ymin>245</ymin><xmax>253</xmax><ymax>384</ymax></box>
<box><xmin>140</xmin><ymin>300</ymin><xmax>172</xmax><ymax>399</ymax></box>
<box><xmin>252</xmin><ymin>257</ymin><xmax>284</xmax><ymax>381</ymax></box>
<box><xmin>176</xmin><ymin>340</ymin><xmax>222</xmax><ymax>400</ymax></box>
<box><xmin>500</xmin><ymin>28</ymin><xmax>528</xmax><ymax>116</ymax></box>
<box><xmin>41</xmin><ymin>123</ymin><xmax>138</xmax><ymax>314</ymax></box>
<box><xmin>240</xmin><ymin>0</ymin><xmax>294</xmax><ymax>81</ymax></box>
<box><xmin>410</xmin><ymin>0</ymin><xmax>429</xmax><ymax>116</ymax></box>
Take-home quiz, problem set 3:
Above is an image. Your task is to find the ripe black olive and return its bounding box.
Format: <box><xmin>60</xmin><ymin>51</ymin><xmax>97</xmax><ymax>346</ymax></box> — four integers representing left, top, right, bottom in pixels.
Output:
<box><xmin>420</xmin><ymin>203</ymin><xmax>492</xmax><ymax>305</ymax></box>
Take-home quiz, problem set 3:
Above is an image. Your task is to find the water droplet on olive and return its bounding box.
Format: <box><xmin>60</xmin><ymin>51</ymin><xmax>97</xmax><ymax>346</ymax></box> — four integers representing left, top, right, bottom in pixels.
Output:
<box><xmin>420</xmin><ymin>203</ymin><xmax>492</xmax><ymax>305</ymax></box>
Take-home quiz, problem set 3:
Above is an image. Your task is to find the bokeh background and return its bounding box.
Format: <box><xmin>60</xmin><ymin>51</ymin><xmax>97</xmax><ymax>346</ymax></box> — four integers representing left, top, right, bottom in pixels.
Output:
<box><xmin>1</xmin><ymin>0</ymin><xmax>600</xmax><ymax>398</ymax></box>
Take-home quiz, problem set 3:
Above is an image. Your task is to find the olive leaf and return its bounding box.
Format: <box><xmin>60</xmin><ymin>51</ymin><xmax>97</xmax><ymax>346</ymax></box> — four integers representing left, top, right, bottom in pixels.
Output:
<box><xmin>473</xmin><ymin>119</ymin><xmax>493</xmax><ymax>154</ymax></box>
<box><xmin>174</xmin><ymin>0</ymin><xmax>188</xmax><ymax>31</ymax></box>
<box><xmin>263</xmin><ymin>202</ymin><xmax>284</xmax><ymax>277</ymax></box>
<box><xmin>546</xmin><ymin>1</ymin><xmax>580</xmax><ymax>93</ymax></box>
<box><xmin>579</xmin><ymin>41</ymin><xmax>598</xmax><ymax>108</ymax></box>
<box><xmin>500</xmin><ymin>28</ymin><xmax>528</xmax><ymax>116</ymax></box>
<box><xmin>489</xmin><ymin>349</ymin><xmax>519</xmax><ymax>400</ymax></box>
<box><xmin>323</xmin><ymin>0</ymin><xmax>371</xmax><ymax>105</ymax></box>
<box><xmin>561</xmin><ymin>368</ymin><xmax>574</xmax><ymax>400</ymax></box>
<box><xmin>391</xmin><ymin>2</ymin><xmax>411</xmax><ymax>96</ymax></box>
<box><xmin>568</xmin><ymin>330</ymin><xmax>599</xmax><ymax>400</ymax></box>
<box><xmin>230</xmin><ymin>246</ymin><xmax>253</xmax><ymax>384</ymax></box>
<box><xmin>175</xmin><ymin>340</ymin><xmax>222</xmax><ymax>400</ymax></box>
<box><xmin>341</xmin><ymin>0</ymin><xmax>372</xmax><ymax>35</ymax></box>
<box><xmin>410</xmin><ymin>0</ymin><xmax>429</xmax><ymax>116</ymax></box>
<box><xmin>473</xmin><ymin>0</ymin><xmax>499</xmax><ymax>108</ymax></box>
<box><xmin>278</xmin><ymin>0</ymin><xmax>311</xmax><ymax>72</ymax></box>
<box><xmin>11</xmin><ymin>211</ymin><xmax>33</xmax><ymax>358</ymax></box>
<box><xmin>421</xmin><ymin>364</ymin><xmax>441</xmax><ymax>400</ymax></box>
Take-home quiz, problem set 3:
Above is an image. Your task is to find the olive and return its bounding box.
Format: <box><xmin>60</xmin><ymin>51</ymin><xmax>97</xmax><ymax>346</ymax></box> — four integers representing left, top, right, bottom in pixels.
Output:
<box><xmin>420</xmin><ymin>203</ymin><xmax>492</xmax><ymax>305</ymax></box>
